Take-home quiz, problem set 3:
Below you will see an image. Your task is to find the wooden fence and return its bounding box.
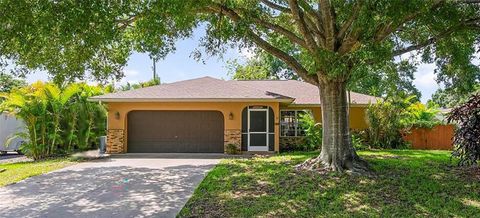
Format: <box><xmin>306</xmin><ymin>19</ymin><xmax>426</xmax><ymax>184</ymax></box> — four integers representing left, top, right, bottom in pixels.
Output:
<box><xmin>402</xmin><ymin>125</ymin><xmax>455</xmax><ymax>150</ymax></box>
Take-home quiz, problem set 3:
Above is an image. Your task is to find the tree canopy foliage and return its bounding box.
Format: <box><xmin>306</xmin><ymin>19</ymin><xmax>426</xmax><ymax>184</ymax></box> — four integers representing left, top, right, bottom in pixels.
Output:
<box><xmin>227</xmin><ymin>49</ymin><xmax>299</xmax><ymax>80</ymax></box>
<box><xmin>431</xmin><ymin>84</ymin><xmax>480</xmax><ymax>108</ymax></box>
<box><xmin>118</xmin><ymin>75</ymin><xmax>161</xmax><ymax>91</ymax></box>
<box><xmin>0</xmin><ymin>72</ymin><xmax>27</xmax><ymax>93</ymax></box>
<box><xmin>1</xmin><ymin>1</ymin><xmax>478</xmax><ymax>84</ymax></box>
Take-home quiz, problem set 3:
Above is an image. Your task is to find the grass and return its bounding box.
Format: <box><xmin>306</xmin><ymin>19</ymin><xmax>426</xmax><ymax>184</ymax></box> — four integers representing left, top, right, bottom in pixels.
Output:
<box><xmin>0</xmin><ymin>157</ymin><xmax>76</xmax><ymax>187</ymax></box>
<box><xmin>179</xmin><ymin>150</ymin><xmax>480</xmax><ymax>217</ymax></box>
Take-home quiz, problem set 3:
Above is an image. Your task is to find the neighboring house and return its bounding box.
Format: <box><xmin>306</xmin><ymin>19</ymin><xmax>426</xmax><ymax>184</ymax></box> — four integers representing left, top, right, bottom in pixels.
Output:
<box><xmin>436</xmin><ymin>108</ymin><xmax>451</xmax><ymax>123</ymax></box>
<box><xmin>90</xmin><ymin>77</ymin><xmax>377</xmax><ymax>154</ymax></box>
<box><xmin>0</xmin><ymin>112</ymin><xmax>25</xmax><ymax>154</ymax></box>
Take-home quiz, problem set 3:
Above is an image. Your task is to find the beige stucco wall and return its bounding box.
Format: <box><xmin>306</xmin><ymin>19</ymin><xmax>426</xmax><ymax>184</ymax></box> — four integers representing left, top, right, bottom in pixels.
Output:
<box><xmin>281</xmin><ymin>106</ymin><xmax>369</xmax><ymax>130</ymax></box>
<box><xmin>106</xmin><ymin>102</ymin><xmax>281</xmax><ymax>152</ymax></box>
<box><xmin>105</xmin><ymin>101</ymin><xmax>369</xmax><ymax>153</ymax></box>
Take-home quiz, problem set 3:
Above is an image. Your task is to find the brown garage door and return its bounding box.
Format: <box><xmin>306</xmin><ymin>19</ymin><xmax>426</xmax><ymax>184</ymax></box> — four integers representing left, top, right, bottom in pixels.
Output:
<box><xmin>127</xmin><ymin>111</ymin><xmax>224</xmax><ymax>153</ymax></box>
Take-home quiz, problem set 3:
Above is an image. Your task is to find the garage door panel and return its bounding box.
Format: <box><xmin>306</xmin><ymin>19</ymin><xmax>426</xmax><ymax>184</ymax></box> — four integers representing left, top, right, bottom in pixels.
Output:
<box><xmin>127</xmin><ymin>111</ymin><xmax>224</xmax><ymax>153</ymax></box>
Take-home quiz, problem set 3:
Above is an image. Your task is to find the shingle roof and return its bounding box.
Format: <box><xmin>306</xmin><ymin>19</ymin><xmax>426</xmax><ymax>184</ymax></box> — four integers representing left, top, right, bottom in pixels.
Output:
<box><xmin>235</xmin><ymin>80</ymin><xmax>378</xmax><ymax>105</ymax></box>
<box><xmin>90</xmin><ymin>77</ymin><xmax>293</xmax><ymax>102</ymax></box>
<box><xmin>91</xmin><ymin>76</ymin><xmax>378</xmax><ymax>105</ymax></box>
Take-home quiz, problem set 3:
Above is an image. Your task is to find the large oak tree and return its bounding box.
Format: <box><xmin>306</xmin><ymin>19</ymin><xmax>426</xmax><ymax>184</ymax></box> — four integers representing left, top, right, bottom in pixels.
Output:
<box><xmin>1</xmin><ymin>0</ymin><xmax>480</xmax><ymax>174</ymax></box>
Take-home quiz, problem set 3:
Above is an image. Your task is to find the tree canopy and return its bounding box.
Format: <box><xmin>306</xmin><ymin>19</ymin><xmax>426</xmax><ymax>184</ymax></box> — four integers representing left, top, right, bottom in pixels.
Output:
<box><xmin>0</xmin><ymin>72</ymin><xmax>27</xmax><ymax>93</ymax></box>
<box><xmin>227</xmin><ymin>50</ymin><xmax>299</xmax><ymax>80</ymax></box>
<box><xmin>2</xmin><ymin>0</ymin><xmax>480</xmax><ymax>173</ymax></box>
<box><xmin>1</xmin><ymin>1</ymin><xmax>479</xmax><ymax>84</ymax></box>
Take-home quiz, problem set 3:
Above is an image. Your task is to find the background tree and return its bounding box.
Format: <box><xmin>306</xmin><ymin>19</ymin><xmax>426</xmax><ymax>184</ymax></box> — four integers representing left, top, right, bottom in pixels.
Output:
<box><xmin>2</xmin><ymin>0</ymin><xmax>480</xmax><ymax>174</ymax></box>
<box><xmin>119</xmin><ymin>75</ymin><xmax>161</xmax><ymax>91</ymax></box>
<box><xmin>0</xmin><ymin>72</ymin><xmax>27</xmax><ymax>93</ymax></box>
<box><xmin>431</xmin><ymin>84</ymin><xmax>480</xmax><ymax>108</ymax></box>
<box><xmin>228</xmin><ymin>49</ymin><xmax>299</xmax><ymax>80</ymax></box>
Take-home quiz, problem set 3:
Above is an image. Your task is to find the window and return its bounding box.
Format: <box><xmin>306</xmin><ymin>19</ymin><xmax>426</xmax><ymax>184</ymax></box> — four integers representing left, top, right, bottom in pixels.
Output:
<box><xmin>280</xmin><ymin>110</ymin><xmax>308</xmax><ymax>137</ymax></box>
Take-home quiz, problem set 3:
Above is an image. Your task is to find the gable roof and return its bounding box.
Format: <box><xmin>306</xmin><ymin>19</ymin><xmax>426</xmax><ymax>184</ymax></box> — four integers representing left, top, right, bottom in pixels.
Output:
<box><xmin>91</xmin><ymin>76</ymin><xmax>378</xmax><ymax>105</ymax></box>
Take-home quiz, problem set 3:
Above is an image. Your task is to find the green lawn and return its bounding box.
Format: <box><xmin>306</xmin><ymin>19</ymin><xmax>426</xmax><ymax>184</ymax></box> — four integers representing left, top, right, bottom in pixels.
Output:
<box><xmin>179</xmin><ymin>150</ymin><xmax>480</xmax><ymax>217</ymax></box>
<box><xmin>0</xmin><ymin>158</ymin><xmax>75</xmax><ymax>187</ymax></box>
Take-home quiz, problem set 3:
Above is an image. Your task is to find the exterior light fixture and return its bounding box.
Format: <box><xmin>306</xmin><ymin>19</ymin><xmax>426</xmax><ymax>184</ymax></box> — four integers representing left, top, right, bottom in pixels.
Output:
<box><xmin>115</xmin><ymin>111</ymin><xmax>120</xmax><ymax>120</ymax></box>
<box><xmin>229</xmin><ymin>112</ymin><xmax>234</xmax><ymax>120</ymax></box>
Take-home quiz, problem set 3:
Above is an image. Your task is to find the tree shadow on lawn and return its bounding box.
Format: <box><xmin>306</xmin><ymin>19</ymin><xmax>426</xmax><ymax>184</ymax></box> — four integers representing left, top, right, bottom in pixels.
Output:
<box><xmin>0</xmin><ymin>163</ymin><xmax>215</xmax><ymax>218</ymax></box>
<box><xmin>180</xmin><ymin>151</ymin><xmax>480</xmax><ymax>217</ymax></box>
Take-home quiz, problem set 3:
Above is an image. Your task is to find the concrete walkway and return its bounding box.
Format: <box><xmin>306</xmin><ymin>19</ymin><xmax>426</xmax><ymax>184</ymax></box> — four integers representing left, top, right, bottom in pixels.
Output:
<box><xmin>0</xmin><ymin>154</ymin><xmax>222</xmax><ymax>218</ymax></box>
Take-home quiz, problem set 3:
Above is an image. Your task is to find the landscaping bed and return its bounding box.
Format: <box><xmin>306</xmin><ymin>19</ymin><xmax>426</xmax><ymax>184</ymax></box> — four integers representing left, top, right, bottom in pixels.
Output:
<box><xmin>179</xmin><ymin>150</ymin><xmax>480</xmax><ymax>217</ymax></box>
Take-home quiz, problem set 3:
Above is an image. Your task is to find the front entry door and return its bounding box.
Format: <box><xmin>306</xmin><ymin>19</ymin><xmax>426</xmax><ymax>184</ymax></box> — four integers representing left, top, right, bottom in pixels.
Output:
<box><xmin>248</xmin><ymin>108</ymin><xmax>269</xmax><ymax>151</ymax></box>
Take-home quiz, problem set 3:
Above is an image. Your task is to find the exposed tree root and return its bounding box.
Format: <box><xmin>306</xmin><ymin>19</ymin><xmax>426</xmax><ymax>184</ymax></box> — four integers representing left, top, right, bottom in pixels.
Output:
<box><xmin>295</xmin><ymin>156</ymin><xmax>376</xmax><ymax>177</ymax></box>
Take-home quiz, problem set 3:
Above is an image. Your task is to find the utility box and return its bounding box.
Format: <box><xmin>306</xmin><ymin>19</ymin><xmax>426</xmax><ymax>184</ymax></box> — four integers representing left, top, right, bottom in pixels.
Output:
<box><xmin>99</xmin><ymin>136</ymin><xmax>107</xmax><ymax>154</ymax></box>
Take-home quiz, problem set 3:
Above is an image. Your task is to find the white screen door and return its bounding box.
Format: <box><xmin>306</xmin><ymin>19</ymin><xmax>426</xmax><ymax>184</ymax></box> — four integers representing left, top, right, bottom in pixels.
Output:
<box><xmin>248</xmin><ymin>108</ymin><xmax>269</xmax><ymax>151</ymax></box>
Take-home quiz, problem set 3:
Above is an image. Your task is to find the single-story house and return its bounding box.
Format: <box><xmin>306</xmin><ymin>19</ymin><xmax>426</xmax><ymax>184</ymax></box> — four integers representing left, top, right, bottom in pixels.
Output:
<box><xmin>90</xmin><ymin>76</ymin><xmax>377</xmax><ymax>154</ymax></box>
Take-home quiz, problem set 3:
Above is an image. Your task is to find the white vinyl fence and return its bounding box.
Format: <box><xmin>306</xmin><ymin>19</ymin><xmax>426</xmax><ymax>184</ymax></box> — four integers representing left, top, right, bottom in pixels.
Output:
<box><xmin>0</xmin><ymin>112</ymin><xmax>26</xmax><ymax>152</ymax></box>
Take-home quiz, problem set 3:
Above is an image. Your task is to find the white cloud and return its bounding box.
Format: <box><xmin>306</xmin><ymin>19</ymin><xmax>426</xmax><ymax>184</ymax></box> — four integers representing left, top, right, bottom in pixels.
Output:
<box><xmin>414</xmin><ymin>64</ymin><xmax>436</xmax><ymax>88</ymax></box>
<box><xmin>115</xmin><ymin>69</ymin><xmax>141</xmax><ymax>85</ymax></box>
<box><xmin>124</xmin><ymin>69</ymin><xmax>140</xmax><ymax>77</ymax></box>
<box><xmin>414</xmin><ymin>63</ymin><xmax>440</xmax><ymax>103</ymax></box>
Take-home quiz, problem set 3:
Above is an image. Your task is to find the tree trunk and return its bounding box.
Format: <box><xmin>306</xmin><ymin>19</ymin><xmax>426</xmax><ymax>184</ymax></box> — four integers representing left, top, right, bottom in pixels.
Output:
<box><xmin>296</xmin><ymin>79</ymin><xmax>372</xmax><ymax>175</ymax></box>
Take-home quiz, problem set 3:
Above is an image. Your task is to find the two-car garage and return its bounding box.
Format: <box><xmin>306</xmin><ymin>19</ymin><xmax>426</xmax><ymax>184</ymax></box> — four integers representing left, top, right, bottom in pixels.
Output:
<box><xmin>127</xmin><ymin>111</ymin><xmax>225</xmax><ymax>153</ymax></box>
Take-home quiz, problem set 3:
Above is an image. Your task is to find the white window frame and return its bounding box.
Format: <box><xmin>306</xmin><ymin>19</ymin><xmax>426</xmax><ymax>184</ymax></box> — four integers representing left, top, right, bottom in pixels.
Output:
<box><xmin>280</xmin><ymin>109</ymin><xmax>311</xmax><ymax>137</ymax></box>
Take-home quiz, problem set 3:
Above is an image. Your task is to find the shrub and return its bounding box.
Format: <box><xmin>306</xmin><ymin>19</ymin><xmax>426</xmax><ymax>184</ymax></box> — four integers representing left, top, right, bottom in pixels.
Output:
<box><xmin>298</xmin><ymin>111</ymin><xmax>322</xmax><ymax>151</ymax></box>
<box><xmin>225</xmin><ymin>143</ymin><xmax>240</xmax><ymax>155</ymax></box>
<box><xmin>447</xmin><ymin>93</ymin><xmax>480</xmax><ymax>166</ymax></box>
<box><xmin>351</xmin><ymin>131</ymin><xmax>368</xmax><ymax>150</ymax></box>
<box><xmin>365</xmin><ymin>99</ymin><xmax>408</xmax><ymax>149</ymax></box>
<box><xmin>365</xmin><ymin>96</ymin><xmax>442</xmax><ymax>149</ymax></box>
<box><xmin>403</xmin><ymin>102</ymin><xmax>442</xmax><ymax>129</ymax></box>
<box><xmin>0</xmin><ymin>82</ymin><xmax>108</xmax><ymax>160</ymax></box>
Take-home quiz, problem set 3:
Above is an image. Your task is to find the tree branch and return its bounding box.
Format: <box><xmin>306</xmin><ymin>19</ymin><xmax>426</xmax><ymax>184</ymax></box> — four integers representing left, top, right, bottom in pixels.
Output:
<box><xmin>337</xmin><ymin>1</ymin><xmax>362</xmax><ymax>41</ymax></box>
<box><xmin>207</xmin><ymin>4</ymin><xmax>318</xmax><ymax>85</ymax></box>
<box><xmin>260</xmin><ymin>0</ymin><xmax>291</xmax><ymax>13</ymax></box>
<box><xmin>392</xmin><ymin>38</ymin><xmax>437</xmax><ymax>56</ymax></box>
<box><xmin>392</xmin><ymin>18</ymin><xmax>480</xmax><ymax>56</ymax></box>
<box><xmin>318</xmin><ymin>0</ymin><xmax>336</xmax><ymax>50</ymax></box>
<box><xmin>247</xmin><ymin>30</ymin><xmax>318</xmax><ymax>85</ymax></box>
<box><xmin>457</xmin><ymin>0</ymin><xmax>480</xmax><ymax>3</ymax></box>
<box><xmin>298</xmin><ymin>0</ymin><xmax>326</xmax><ymax>46</ymax></box>
<box><xmin>373</xmin><ymin>0</ymin><xmax>479</xmax><ymax>42</ymax></box>
<box><xmin>221</xmin><ymin>6</ymin><xmax>310</xmax><ymax>50</ymax></box>
<box><xmin>304</xmin><ymin>17</ymin><xmax>326</xmax><ymax>46</ymax></box>
<box><xmin>253</xmin><ymin>17</ymin><xmax>308</xmax><ymax>48</ymax></box>
<box><xmin>288</xmin><ymin>0</ymin><xmax>319</xmax><ymax>52</ymax></box>
<box><xmin>298</xmin><ymin>0</ymin><xmax>323</xmax><ymax>31</ymax></box>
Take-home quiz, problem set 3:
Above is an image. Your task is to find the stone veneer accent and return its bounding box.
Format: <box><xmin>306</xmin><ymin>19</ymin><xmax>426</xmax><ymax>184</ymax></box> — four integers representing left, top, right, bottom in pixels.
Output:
<box><xmin>224</xmin><ymin>129</ymin><xmax>241</xmax><ymax>152</ymax></box>
<box><xmin>279</xmin><ymin>136</ymin><xmax>306</xmax><ymax>151</ymax></box>
<box><xmin>106</xmin><ymin>128</ymin><xmax>243</xmax><ymax>154</ymax></box>
<box><xmin>106</xmin><ymin>129</ymin><xmax>125</xmax><ymax>154</ymax></box>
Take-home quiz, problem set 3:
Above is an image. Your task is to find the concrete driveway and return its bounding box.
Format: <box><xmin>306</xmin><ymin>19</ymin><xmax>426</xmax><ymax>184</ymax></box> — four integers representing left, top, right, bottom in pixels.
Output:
<box><xmin>0</xmin><ymin>154</ymin><xmax>222</xmax><ymax>218</ymax></box>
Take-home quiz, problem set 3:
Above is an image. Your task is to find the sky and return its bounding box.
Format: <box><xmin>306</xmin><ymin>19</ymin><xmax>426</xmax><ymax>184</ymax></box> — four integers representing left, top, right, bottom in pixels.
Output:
<box><xmin>25</xmin><ymin>28</ymin><xmax>439</xmax><ymax>103</ymax></box>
